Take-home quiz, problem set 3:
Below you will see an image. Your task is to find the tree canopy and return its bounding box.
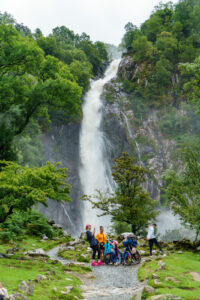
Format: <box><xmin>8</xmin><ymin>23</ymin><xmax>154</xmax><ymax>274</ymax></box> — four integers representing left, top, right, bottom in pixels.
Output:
<box><xmin>0</xmin><ymin>161</ymin><xmax>71</xmax><ymax>223</ymax></box>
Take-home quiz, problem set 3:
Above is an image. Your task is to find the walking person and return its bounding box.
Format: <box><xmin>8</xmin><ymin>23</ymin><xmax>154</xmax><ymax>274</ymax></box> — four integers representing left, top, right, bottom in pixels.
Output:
<box><xmin>85</xmin><ymin>224</ymin><xmax>104</xmax><ymax>266</ymax></box>
<box><xmin>96</xmin><ymin>225</ymin><xmax>107</xmax><ymax>261</ymax></box>
<box><xmin>147</xmin><ymin>223</ymin><xmax>164</xmax><ymax>256</ymax></box>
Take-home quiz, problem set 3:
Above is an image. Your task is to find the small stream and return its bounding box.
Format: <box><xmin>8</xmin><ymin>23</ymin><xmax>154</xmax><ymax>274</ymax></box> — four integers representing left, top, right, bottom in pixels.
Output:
<box><xmin>47</xmin><ymin>245</ymin><xmax>143</xmax><ymax>300</ymax></box>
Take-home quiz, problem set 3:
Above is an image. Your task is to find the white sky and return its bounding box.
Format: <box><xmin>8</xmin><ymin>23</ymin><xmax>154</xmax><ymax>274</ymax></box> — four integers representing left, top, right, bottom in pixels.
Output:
<box><xmin>1</xmin><ymin>0</ymin><xmax>178</xmax><ymax>45</ymax></box>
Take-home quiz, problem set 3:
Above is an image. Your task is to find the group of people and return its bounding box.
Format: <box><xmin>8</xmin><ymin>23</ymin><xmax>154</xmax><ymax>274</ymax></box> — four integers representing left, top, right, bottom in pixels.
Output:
<box><xmin>86</xmin><ymin>223</ymin><xmax>164</xmax><ymax>266</ymax></box>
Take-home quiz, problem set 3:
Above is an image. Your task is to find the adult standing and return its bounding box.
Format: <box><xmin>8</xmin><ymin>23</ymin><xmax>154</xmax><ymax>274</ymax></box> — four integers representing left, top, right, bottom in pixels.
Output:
<box><xmin>96</xmin><ymin>226</ymin><xmax>107</xmax><ymax>261</ymax></box>
<box><xmin>147</xmin><ymin>223</ymin><xmax>164</xmax><ymax>256</ymax></box>
<box><xmin>85</xmin><ymin>224</ymin><xmax>104</xmax><ymax>266</ymax></box>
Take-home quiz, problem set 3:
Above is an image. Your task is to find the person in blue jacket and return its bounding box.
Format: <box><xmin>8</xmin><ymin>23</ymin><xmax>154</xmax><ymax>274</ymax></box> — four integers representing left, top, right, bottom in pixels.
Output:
<box><xmin>85</xmin><ymin>224</ymin><xmax>104</xmax><ymax>266</ymax></box>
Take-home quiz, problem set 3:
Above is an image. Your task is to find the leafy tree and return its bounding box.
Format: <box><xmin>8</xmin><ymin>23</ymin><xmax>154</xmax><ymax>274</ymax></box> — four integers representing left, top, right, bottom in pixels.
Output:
<box><xmin>69</xmin><ymin>60</ymin><xmax>92</xmax><ymax>93</ymax></box>
<box><xmin>84</xmin><ymin>152</ymin><xmax>157</xmax><ymax>234</ymax></box>
<box><xmin>163</xmin><ymin>142</ymin><xmax>200</xmax><ymax>239</ymax></box>
<box><xmin>121</xmin><ymin>22</ymin><xmax>140</xmax><ymax>50</ymax></box>
<box><xmin>0</xmin><ymin>161</ymin><xmax>71</xmax><ymax>223</ymax></box>
<box><xmin>0</xmin><ymin>24</ymin><xmax>82</xmax><ymax>160</ymax></box>
<box><xmin>179</xmin><ymin>56</ymin><xmax>200</xmax><ymax>114</ymax></box>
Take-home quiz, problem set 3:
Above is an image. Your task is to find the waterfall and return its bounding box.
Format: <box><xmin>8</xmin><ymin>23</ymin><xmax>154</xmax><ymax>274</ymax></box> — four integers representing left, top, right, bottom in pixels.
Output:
<box><xmin>79</xmin><ymin>59</ymin><xmax>120</xmax><ymax>231</ymax></box>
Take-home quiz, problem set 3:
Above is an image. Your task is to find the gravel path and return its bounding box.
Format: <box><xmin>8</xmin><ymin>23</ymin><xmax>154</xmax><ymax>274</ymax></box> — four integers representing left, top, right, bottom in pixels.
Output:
<box><xmin>47</xmin><ymin>246</ymin><xmax>143</xmax><ymax>300</ymax></box>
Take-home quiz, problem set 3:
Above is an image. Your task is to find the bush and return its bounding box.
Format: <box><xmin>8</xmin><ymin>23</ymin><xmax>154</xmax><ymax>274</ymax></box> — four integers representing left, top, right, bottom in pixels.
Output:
<box><xmin>0</xmin><ymin>210</ymin><xmax>54</xmax><ymax>242</ymax></box>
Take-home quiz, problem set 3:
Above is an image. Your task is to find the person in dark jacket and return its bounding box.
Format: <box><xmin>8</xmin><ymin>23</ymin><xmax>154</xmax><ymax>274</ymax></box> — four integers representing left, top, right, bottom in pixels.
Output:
<box><xmin>85</xmin><ymin>224</ymin><xmax>104</xmax><ymax>266</ymax></box>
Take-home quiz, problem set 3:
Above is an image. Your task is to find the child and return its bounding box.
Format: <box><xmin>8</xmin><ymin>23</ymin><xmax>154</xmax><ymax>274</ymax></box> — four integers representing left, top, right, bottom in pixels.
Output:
<box><xmin>85</xmin><ymin>224</ymin><xmax>104</xmax><ymax>266</ymax></box>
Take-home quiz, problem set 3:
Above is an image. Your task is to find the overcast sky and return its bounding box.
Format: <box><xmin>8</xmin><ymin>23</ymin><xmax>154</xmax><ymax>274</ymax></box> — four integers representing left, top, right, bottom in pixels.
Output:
<box><xmin>1</xmin><ymin>0</ymin><xmax>178</xmax><ymax>45</ymax></box>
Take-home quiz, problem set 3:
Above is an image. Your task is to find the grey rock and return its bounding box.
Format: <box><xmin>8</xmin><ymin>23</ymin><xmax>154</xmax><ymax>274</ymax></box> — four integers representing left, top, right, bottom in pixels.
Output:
<box><xmin>152</xmin><ymin>273</ymin><xmax>159</xmax><ymax>279</ymax></box>
<box><xmin>9</xmin><ymin>293</ymin><xmax>28</xmax><ymax>300</ymax></box>
<box><xmin>157</xmin><ymin>260</ymin><xmax>166</xmax><ymax>271</ymax></box>
<box><xmin>18</xmin><ymin>281</ymin><xmax>28</xmax><ymax>293</ymax></box>
<box><xmin>144</xmin><ymin>285</ymin><xmax>156</xmax><ymax>294</ymax></box>
<box><xmin>35</xmin><ymin>275</ymin><xmax>47</xmax><ymax>283</ymax></box>
<box><xmin>52</xmin><ymin>224</ymin><xmax>63</xmax><ymax>229</ymax></box>
<box><xmin>25</xmin><ymin>249</ymin><xmax>47</xmax><ymax>257</ymax></box>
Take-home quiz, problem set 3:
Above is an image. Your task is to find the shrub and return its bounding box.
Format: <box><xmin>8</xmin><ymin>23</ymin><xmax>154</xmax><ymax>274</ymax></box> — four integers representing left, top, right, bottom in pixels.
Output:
<box><xmin>0</xmin><ymin>210</ymin><xmax>54</xmax><ymax>242</ymax></box>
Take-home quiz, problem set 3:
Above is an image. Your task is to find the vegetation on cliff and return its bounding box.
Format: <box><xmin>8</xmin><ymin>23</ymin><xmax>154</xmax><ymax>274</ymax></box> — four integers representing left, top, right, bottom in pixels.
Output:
<box><xmin>120</xmin><ymin>0</ymin><xmax>200</xmax><ymax>106</ymax></box>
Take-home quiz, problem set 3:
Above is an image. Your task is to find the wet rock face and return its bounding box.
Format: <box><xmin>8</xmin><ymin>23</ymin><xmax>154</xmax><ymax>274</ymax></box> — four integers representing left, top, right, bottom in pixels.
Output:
<box><xmin>118</xmin><ymin>56</ymin><xmax>137</xmax><ymax>81</ymax></box>
<box><xmin>40</xmin><ymin>122</ymin><xmax>84</xmax><ymax>236</ymax></box>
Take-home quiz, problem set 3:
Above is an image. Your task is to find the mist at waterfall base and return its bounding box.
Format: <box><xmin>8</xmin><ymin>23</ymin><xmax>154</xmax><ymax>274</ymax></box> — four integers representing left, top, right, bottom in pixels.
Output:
<box><xmin>156</xmin><ymin>210</ymin><xmax>196</xmax><ymax>241</ymax></box>
<box><xmin>79</xmin><ymin>59</ymin><xmax>120</xmax><ymax>233</ymax></box>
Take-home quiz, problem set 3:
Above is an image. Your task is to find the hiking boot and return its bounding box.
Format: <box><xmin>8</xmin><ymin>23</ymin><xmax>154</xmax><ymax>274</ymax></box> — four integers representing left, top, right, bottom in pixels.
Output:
<box><xmin>91</xmin><ymin>261</ymin><xmax>98</xmax><ymax>266</ymax></box>
<box><xmin>97</xmin><ymin>261</ymin><xmax>104</xmax><ymax>266</ymax></box>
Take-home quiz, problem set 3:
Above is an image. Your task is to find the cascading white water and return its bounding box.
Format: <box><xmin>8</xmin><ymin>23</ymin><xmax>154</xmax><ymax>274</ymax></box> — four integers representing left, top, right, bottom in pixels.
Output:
<box><xmin>79</xmin><ymin>59</ymin><xmax>120</xmax><ymax>230</ymax></box>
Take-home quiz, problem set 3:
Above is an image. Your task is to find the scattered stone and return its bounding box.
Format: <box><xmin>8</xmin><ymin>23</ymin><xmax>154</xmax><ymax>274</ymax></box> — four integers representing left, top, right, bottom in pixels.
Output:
<box><xmin>152</xmin><ymin>250</ymin><xmax>157</xmax><ymax>255</ymax></box>
<box><xmin>65</xmin><ymin>286</ymin><xmax>73</xmax><ymax>293</ymax></box>
<box><xmin>154</xmin><ymin>279</ymin><xmax>162</xmax><ymax>285</ymax></box>
<box><xmin>0</xmin><ymin>253</ymin><xmax>5</xmax><ymax>258</ymax></box>
<box><xmin>48</xmin><ymin>219</ymin><xmax>55</xmax><ymax>226</ymax></box>
<box><xmin>9</xmin><ymin>293</ymin><xmax>28</xmax><ymax>300</ymax></box>
<box><xmin>26</xmin><ymin>280</ymin><xmax>34</xmax><ymax>296</ymax></box>
<box><xmin>79</xmin><ymin>232</ymin><xmax>86</xmax><ymax>240</ymax></box>
<box><xmin>35</xmin><ymin>275</ymin><xmax>47</xmax><ymax>283</ymax></box>
<box><xmin>52</xmin><ymin>224</ymin><xmax>63</xmax><ymax>229</ymax></box>
<box><xmin>6</xmin><ymin>247</ymin><xmax>19</xmax><ymax>254</ymax></box>
<box><xmin>144</xmin><ymin>285</ymin><xmax>156</xmax><ymax>294</ymax></box>
<box><xmin>52</xmin><ymin>237</ymin><xmax>60</xmax><ymax>241</ymax></box>
<box><xmin>190</xmin><ymin>272</ymin><xmax>200</xmax><ymax>282</ymax></box>
<box><xmin>62</xmin><ymin>246</ymin><xmax>75</xmax><ymax>251</ymax></box>
<box><xmin>177</xmin><ymin>251</ymin><xmax>182</xmax><ymax>254</ymax></box>
<box><xmin>18</xmin><ymin>281</ymin><xmax>28</xmax><ymax>293</ymax></box>
<box><xmin>53</xmin><ymin>287</ymin><xmax>57</xmax><ymax>292</ymax></box>
<box><xmin>42</xmin><ymin>235</ymin><xmax>48</xmax><ymax>240</ymax></box>
<box><xmin>152</xmin><ymin>274</ymin><xmax>159</xmax><ymax>279</ymax></box>
<box><xmin>69</xmin><ymin>239</ymin><xmax>84</xmax><ymax>246</ymax></box>
<box><xmin>157</xmin><ymin>260</ymin><xmax>166</xmax><ymax>271</ymax></box>
<box><xmin>165</xmin><ymin>276</ymin><xmax>180</xmax><ymax>283</ymax></box>
<box><xmin>140</xmin><ymin>250</ymin><xmax>146</xmax><ymax>255</ymax></box>
<box><xmin>25</xmin><ymin>249</ymin><xmax>48</xmax><ymax>257</ymax></box>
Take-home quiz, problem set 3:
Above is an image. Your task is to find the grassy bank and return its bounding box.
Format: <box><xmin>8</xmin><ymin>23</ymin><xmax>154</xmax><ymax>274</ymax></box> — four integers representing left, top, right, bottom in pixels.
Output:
<box><xmin>0</xmin><ymin>236</ymin><xmax>91</xmax><ymax>299</ymax></box>
<box><xmin>138</xmin><ymin>252</ymin><xmax>200</xmax><ymax>299</ymax></box>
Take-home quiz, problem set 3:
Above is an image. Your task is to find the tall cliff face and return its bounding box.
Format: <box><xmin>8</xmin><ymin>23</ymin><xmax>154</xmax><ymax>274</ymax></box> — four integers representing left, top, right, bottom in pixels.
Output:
<box><xmin>40</xmin><ymin>122</ymin><xmax>84</xmax><ymax>236</ymax></box>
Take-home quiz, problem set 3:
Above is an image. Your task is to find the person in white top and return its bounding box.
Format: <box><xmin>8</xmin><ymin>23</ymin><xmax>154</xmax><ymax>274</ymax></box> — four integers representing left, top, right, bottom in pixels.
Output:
<box><xmin>147</xmin><ymin>223</ymin><xmax>164</xmax><ymax>256</ymax></box>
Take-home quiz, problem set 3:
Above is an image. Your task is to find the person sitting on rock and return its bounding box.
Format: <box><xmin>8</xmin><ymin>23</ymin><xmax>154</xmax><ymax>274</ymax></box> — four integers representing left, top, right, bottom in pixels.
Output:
<box><xmin>96</xmin><ymin>226</ymin><xmax>107</xmax><ymax>261</ymax></box>
<box><xmin>147</xmin><ymin>223</ymin><xmax>164</xmax><ymax>256</ymax></box>
<box><xmin>85</xmin><ymin>224</ymin><xmax>104</xmax><ymax>266</ymax></box>
<box><xmin>0</xmin><ymin>282</ymin><xmax>8</xmax><ymax>299</ymax></box>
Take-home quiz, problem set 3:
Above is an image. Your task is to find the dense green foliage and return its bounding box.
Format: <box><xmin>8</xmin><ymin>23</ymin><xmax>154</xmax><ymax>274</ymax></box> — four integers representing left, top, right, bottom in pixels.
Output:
<box><xmin>163</xmin><ymin>142</ymin><xmax>200</xmax><ymax>237</ymax></box>
<box><xmin>0</xmin><ymin>160</ymin><xmax>71</xmax><ymax>223</ymax></box>
<box><xmin>0</xmin><ymin>12</ymin><xmax>108</xmax><ymax>164</ymax></box>
<box><xmin>120</xmin><ymin>0</ymin><xmax>200</xmax><ymax>105</ymax></box>
<box><xmin>84</xmin><ymin>152</ymin><xmax>157</xmax><ymax>234</ymax></box>
<box><xmin>0</xmin><ymin>210</ymin><xmax>57</xmax><ymax>242</ymax></box>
